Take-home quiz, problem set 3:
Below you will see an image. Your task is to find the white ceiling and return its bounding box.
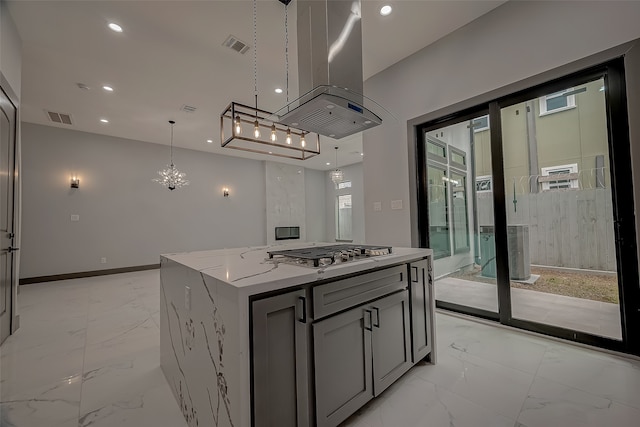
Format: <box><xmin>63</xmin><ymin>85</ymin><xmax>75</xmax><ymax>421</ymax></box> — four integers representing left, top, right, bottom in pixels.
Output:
<box><xmin>7</xmin><ymin>0</ymin><xmax>505</xmax><ymax>170</ymax></box>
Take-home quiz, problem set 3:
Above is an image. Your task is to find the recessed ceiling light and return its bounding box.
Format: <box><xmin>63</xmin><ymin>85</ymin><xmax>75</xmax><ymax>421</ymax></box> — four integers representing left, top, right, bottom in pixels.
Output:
<box><xmin>326</xmin><ymin>104</ymin><xmax>335</xmax><ymax>109</ymax></box>
<box><xmin>275</xmin><ymin>88</ymin><xmax>283</xmax><ymax>94</ymax></box>
<box><xmin>326</xmin><ymin>162</ymin><xmax>331</xmax><ymax>166</ymax></box>
<box><xmin>364</xmin><ymin>120</ymin><xmax>372</xmax><ymax>124</ymax></box>
<box><xmin>100</xmin><ymin>118</ymin><xmax>109</xmax><ymax>123</ymax></box>
<box><xmin>380</xmin><ymin>5</ymin><xmax>392</xmax><ymax>16</ymax></box>
<box><xmin>108</xmin><ymin>22</ymin><xmax>123</xmax><ymax>33</ymax></box>
<box><xmin>206</xmin><ymin>139</ymin><xmax>213</xmax><ymax>144</ymax></box>
<box><xmin>102</xmin><ymin>85</ymin><xmax>114</xmax><ymax>92</ymax></box>
<box><xmin>361</xmin><ymin>153</ymin><xmax>364</xmax><ymax>156</ymax></box>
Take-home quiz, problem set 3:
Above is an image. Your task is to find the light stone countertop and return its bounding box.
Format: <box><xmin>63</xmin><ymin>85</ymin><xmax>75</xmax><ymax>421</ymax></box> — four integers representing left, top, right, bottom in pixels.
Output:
<box><xmin>161</xmin><ymin>242</ymin><xmax>431</xmax><ymax>296</ymax></box>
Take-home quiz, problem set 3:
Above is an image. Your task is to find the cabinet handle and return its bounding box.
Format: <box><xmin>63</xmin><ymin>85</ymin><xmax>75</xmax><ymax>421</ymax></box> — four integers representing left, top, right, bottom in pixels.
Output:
<box><xmin>372</xmin><ymin>307</ymin><xmax>380</xmax><ymax>328</ymax></box>
<box><xmin>364</xmin><ymin>309</ymin><xmax>373</xmax><ymax>331</ymax></box>
<box><xmin>411</xmin><ymin>266</ymin><xmax>419</xmax><ymax>282</ymax></box>
<box><xmin>298</xmin><ymin>296</ymin><xmax>306</xmax><ymax>323</ymax></box>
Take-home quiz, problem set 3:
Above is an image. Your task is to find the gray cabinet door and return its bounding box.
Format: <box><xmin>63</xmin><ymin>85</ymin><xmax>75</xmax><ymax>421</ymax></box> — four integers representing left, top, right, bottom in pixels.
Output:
<box><xmin>409</xmin><ymin>258</ymin><xmax>433</xmax><ymax>362</ymax></box>
<box><xmin>252</xmin><ymin>289</ymin><xmax>310</xmax><ymax>427</ymax></box>
<box><xmin>370</xmin><ymin>290</ymin><xmax>412</xmax><ymax>395</ymax></box>
<box><xmin>314</xmin><ymin>306</ymin><xmax>373</xmax><ymax>427</ymax></box>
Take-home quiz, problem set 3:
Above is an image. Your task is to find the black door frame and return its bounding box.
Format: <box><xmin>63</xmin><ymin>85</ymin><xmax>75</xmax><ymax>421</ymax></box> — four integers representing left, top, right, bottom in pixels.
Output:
<box><xmin>416</xmin><ymin>58</ymin><xmax>640</xmax><ymax>356</ymax></box>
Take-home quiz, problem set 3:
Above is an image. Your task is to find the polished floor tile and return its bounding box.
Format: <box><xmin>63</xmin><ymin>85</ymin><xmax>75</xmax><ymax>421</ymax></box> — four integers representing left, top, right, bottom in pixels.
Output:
<box><xmin>1</xmin><ymin>270</ymin><xmax>639</xmax><ymax>427</ymax></box>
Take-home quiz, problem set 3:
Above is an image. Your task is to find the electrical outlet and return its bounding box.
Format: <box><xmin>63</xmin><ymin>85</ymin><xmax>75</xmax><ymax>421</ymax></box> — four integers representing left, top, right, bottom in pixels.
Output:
<box><xmin>373</xmin><ymin>202</ymin><xmax>382</xmax><ymax>212</ymax></box>
<box><xmin>100</xmin><ymin>257</ymin><xmax>107</xmax><ymax>264</ymax></box>
<box><xmin>70</xmin><ymin>214</ymin><xmax>80</xmax><ymax>222</ymax></box>
<box><xmin>185</xmin><ymin>286</ymin><xmax>191</xmax><ymax>311</ymax></box>
<box><xmin>391</xmin><ymin>200</ymin><xmax>403</xmax><ymax>210</ymax></box>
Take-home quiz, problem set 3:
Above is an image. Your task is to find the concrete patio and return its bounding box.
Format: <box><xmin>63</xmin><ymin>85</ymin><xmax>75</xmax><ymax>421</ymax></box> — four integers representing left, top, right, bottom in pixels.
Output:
<box><xmin>436</xmin><ymin>277</ymin><xmax>622</xmax><ymax>340</ymax></box>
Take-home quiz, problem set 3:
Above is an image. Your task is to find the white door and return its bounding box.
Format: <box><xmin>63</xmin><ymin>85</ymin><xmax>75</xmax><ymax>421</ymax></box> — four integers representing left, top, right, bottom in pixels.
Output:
<box><xmin>0</xmin><ymin>85</ymin><xmax>17</xmax><ymax>345</ymax></box>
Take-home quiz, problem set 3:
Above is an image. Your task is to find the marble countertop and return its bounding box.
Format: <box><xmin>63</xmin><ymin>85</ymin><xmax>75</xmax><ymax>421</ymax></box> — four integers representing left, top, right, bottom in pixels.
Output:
<box><xmin>162</xmin><ymin>243</ymin><xmax>431</xmax><ymax>295</ymax></box>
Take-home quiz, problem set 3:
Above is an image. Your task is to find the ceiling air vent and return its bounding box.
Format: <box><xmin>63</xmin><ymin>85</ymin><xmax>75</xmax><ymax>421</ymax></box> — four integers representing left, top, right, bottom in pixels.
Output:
<box><xmin>45</xmin><ymin>110</ymin><xmax>73</xmax><ymax>125</ymax></box>
<box><xmin>180</xmin><ymin>104</ymin><xmax>197</xmax><ymax>113</ymax></box>
<box><xmin>222</xmin><ymin>35</ymin><xmax>250</xmax><ymax>54</ymax></box>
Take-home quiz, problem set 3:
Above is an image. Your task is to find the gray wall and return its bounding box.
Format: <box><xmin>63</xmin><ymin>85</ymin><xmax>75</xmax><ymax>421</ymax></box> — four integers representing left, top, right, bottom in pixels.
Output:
<box><xmin>21</xmin><ymin>123</ymin><xmax>269</xmax><ymax>278</ymax></box>
<box><xmin>1</xmin><ymin>0</ymin><xmax>21</xmax><ymax>94</ymax></box>
<box><xmin>363</xmin><ymin>0</ymin><xmax>640</xmax><ymax>247</ymax></box>
<box><xmin>325</xmin><ymin>162</ymin><xmax>365</xmax><ymax>244</ymax></box>
<box><xmin>305</xmin><ymin>168</ymin><xmax>326</xmax><ymax>242</ymax></box>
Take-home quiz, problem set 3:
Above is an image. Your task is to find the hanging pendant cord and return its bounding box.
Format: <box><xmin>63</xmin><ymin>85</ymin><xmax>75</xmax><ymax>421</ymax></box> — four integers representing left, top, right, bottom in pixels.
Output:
<box><xmin>285</xmin><ymin>4</ymin><xmax>289</xmax><ymax>104</ymax></box>
<box><xmin>253</xmin><ymin>0</ymin><xmax>258</xmax><ymax>114</ymax></box>
<box><xmin>170</xmin><ymin>121</ymin><xmax>175</xmax><ymax>166</ymax></box>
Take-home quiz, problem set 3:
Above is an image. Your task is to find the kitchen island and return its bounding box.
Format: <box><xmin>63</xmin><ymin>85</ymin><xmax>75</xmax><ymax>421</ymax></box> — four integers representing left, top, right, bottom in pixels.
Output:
<box><xmin>160</xmin><ymin>243</ymin><xmax>434</xmax><ymax>427</ymax></box>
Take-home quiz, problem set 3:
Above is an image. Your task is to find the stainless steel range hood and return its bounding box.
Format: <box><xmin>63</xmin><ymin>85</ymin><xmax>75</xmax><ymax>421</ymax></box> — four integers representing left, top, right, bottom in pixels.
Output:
<box><xmin>277</xmin><ymin>0</ymin><xmax>382</xmax><ymax>139</ymax></box>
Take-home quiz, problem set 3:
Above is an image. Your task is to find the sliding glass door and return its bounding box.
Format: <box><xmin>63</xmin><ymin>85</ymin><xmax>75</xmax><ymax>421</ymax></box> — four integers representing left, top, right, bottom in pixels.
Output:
<box><xmin>417</xmin><ymin>59</ymin><xmax>640</xmax><ymax>354</ymax></box>
<box><xmin>419</xmin><ymin>111</ymin><xmax>500</xmax><ymax>319</ymax></box>
<box><xmin>500</xmin><ymin>77</ymin><xmax>621</xmax><ymax>340</ymax></box>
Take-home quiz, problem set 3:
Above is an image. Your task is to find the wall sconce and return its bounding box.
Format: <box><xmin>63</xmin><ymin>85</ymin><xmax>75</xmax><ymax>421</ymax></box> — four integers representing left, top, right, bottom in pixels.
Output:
<box><xmin>223</xmin><ymin>188</ymin><xmax>229</xmax><ymax>197</ymax></box>
<box><xmin>70</xmin><ymin>176</ymin><xmax>80</xmax><ymax>189</ymax></box>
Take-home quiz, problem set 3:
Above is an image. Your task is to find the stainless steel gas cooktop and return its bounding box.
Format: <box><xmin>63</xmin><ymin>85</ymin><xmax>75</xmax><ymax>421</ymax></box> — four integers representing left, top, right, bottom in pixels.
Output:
<box><xmin>267</xmin><ymin>244</ymin><xmax>392</xmax><ymax>267</ymax></box>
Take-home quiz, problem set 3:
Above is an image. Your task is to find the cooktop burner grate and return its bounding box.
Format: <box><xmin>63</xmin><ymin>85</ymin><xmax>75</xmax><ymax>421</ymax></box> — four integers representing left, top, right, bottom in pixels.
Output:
<box><xmin>267</xmin><ymin>244</ymin><xmax>392</xmax><ymax>267</ymax></box>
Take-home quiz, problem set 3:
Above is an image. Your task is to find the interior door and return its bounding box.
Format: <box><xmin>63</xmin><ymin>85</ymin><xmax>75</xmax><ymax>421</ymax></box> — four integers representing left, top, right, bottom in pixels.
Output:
<box><xmin>0</xmin><ymin>86</ymin><xmax>17</xmax><ymax>345</ymax></box>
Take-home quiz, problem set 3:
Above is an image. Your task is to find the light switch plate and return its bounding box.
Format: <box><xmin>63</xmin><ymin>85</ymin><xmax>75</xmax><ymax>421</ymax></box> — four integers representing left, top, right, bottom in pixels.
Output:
<box><xmin>373</xmin><ymin>202</ymin><xmax>382</xmax><ymax>212</ymax></box>
<box><xmin>391</xmin><ymin>200</ymin><xmax>403</xmax><ymax>210</ymax></box>
<box><xmin>70</xmin><ymin>214</ymin><xmax>80</xmax><ymax>222</ymax></box>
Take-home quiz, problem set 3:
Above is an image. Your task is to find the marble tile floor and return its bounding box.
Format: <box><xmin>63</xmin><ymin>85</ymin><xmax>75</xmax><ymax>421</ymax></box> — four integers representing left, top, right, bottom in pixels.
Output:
<box><xmin>0</xmin><ymin>270</ymin><xmax>638</xmax><ymax>427</ymax></box>
<box><xmin>436</xmin><ymin>277</ymin><xmax>623</xmax><ymax>340</ymax></box>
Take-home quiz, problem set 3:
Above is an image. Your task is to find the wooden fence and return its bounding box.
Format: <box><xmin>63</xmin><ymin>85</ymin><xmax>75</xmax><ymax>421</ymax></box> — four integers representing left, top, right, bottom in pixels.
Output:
<box><xmin>477</xmin><ymin>188</ymin><xmax>616</xmax><ymax>271</ymax></box>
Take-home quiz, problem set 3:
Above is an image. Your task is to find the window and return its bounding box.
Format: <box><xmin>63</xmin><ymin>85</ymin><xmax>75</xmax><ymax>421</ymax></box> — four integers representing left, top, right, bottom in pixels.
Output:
<box><xmin>337</xmin><ymin>181</ymin><xmax>352</xmax><ymax>189</ymax></box>
<box><xmin>540</xmin><ymin>164</ymin><xmax>579</xmax><ymax>191</ymax></box>
<box><xmin>427</xmin><ymin>164</ymin><xmax>450</xmax><ymax>259</ymax></box>
<box><xmin>476</xmin><ymin>175</ymin><xmax>492</xmax><ymax>193</ymax></box>
<box><xmin>426</xmin><ymin>137</ymin><xmax>447</xmax><ymax>163</ymax></box>
<box><xmin>539</xmin><ymin>89</ymin><xmax>576</xmax><ymax>116</ymax></box>
<box><xmin>450</xmin><ymin>171</ymin><xmax>470</xmax><ymax>253</ymax></box>
<box><xmin>471</xmin><ymin>115</ymin><xmax>490</xmax><ymax>132</ymax></box>
<box><xmin>336</xmin><ymin>194</ymin><xmax>353</xmax><ymax>241</ymax></box>
<box><xmin>449</xmin><ymin>146</ymin><xmax>467</xmax><ymax>170</ymax></box>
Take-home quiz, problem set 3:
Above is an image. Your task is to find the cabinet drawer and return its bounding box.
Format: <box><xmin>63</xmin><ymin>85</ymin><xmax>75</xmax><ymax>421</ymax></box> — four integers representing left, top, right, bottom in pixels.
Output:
<box><xmin>313</xmin><ymin>265</ymin><xmax>407</xmax><ymax>320</ymax></box>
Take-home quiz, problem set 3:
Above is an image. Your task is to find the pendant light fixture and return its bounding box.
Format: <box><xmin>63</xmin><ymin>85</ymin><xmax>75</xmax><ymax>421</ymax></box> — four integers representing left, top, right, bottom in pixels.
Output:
<box><xmin>330</xmin><ymin>146</ymin><xmax>344</xmax><ymax>185</ymax></box>
<box><xmin>219</xmin><ymin>0</ymin><xmax>320</xmax><ymax>160</ymax></box>
<box><xmin>153</xmin><ymin>120</ymin><xmax>189</xmax><ymax>190</ymax></box>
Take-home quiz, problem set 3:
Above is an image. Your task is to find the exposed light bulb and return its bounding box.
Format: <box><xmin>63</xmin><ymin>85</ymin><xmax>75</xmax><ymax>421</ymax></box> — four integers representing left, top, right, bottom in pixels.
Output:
<box><xmin>300</xmin><ymin>132</ymin><xmax>306</xmax><ymax>147</ymax></box>
<box><xmin>286</xmin><ymin>128</ymin><xmax>292</xmax><ymax>145</ymax></box>
<box><xmin>270</xmin><ymin>124</ymin><xmax>277</xmax><ymax>142</ymax></box>
<box><xmin>253</xmin><ymin>120</ymin><xmax>261</xmax><ymax>138</ymax></box>
<box><xmin>108</xmin><ymin>22</ymin><xmax>123</xmax><ymax>33</ymax></box>
<box><xmin>234</xmin><ymin>115</ymin><xmax>242</xmax><ymax>135</ymax></box>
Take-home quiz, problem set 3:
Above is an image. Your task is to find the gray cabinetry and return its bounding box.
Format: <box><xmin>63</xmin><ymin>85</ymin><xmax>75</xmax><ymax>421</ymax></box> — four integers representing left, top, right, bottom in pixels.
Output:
<box><xmin>252</xmin><ymin>289</ymin><xmax>310</xmax><ymax>427</ymax></box>
<box><xmin>409</xmin><ymin>258</ymin><xmax>434</xmax><ymax>362</ymax></box>
<box><xmin>314</xmin><ymin>290</ymin><xmax>412</xmax><ymax>427</ymax></box>
<box><xmin>371</xmin><ymin>290</ymin><xmax>412</xmax><ymax>394</ymax></box>
<box><xmin>314</xmin><ymin>305</ymin><xmax>373</xmax><ymax>427</ymax></box>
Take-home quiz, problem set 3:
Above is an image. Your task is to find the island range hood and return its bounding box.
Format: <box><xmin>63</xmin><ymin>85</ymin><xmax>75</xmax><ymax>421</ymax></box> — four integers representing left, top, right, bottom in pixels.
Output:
<box><xmin>277</xmin><ymin>0</ymin><xmax>382</xmax><ymax>139</ymax></box>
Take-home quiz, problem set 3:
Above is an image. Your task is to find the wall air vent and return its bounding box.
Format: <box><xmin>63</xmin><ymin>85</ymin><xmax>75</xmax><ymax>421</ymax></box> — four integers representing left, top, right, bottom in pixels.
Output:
<box><xmin>45</xmin><ymin>110</ymin><xmax>73</xmax><ymax>125</ymax></box>
<box><xmin>180</xmin><ymin>104</ymin><xmax>197</xmax><ymax>113</ymax></box>
<box><xmin>222</xmin><ymin>35</ymin><xmax>250</xmax><ymax>54</ymax></box>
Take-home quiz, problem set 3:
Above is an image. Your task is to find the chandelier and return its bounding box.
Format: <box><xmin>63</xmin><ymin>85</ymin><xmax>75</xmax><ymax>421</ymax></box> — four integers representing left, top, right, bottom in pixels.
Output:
<box><xmin>330</xmin><ymin>146</ymin><xmax>344</xmax><ymax>185</ymax></box>
<box><xmin>153</xmin><ymin>120</ymin><xmax>189</xmax><ymax>190</ymax></box>
<box><xmin>220</xmin><ymin>0</ymin><xmax>320</xmax><ymax>160</ymax></box>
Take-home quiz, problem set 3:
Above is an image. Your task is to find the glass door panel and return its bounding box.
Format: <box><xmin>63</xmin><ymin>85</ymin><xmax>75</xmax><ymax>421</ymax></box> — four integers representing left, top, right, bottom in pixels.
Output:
<box><xmin>424</xmin><ymin>116</ymin><xmax>498</xmax><ymax>315</ymax></box>
<box><xmin>500</xmin><ymin>77</ymin><xmax>621</xmax><ymax>340</ymax></box>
